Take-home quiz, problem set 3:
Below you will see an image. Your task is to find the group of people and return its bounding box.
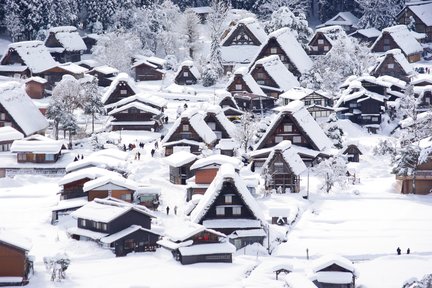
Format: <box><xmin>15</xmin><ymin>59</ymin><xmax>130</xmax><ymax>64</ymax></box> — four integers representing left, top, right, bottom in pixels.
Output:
<box><xmin>166</xmin><ymin>205</ymin><xmax>178</xmax><ymax>215</ymax></box>
<box><xmin>73</xmin><ymin>154</ymin><xmax>84</xmax><ymax>161</ymax></box>
<box><xmin>396</xmin><ymin>247</ymin><xmax>410</xmax><ymax>255</ymax></box>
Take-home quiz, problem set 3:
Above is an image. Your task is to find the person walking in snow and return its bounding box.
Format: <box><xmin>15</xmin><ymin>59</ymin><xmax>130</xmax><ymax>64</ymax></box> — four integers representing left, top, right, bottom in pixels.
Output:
<box><xmin>151</xmin><ymin>149</ymin><xmax>155</xmax><ymax>157</ymax></box>
<box><xmin>137</xmin><ymin>152</ymin><xmax>141</xmax><ymax>160</ymax></box>
<box><xmin>407</xmin><ymin>248</ymin><xmax>410</xmax><ymax>254</ymax></box>
<box><xmin>397</xmin><ymin>247</ymin><xmax>401</xmax><ymax>255</ymax></box>
<box><xmin>166</xmin><ymin>206</ymin><xmax>170</xmax><ymax>215</ymax></box>
<box><xmin>174</xmin><ymin>205</ymin><xmax>177</xmax><ymax>215</ymax></box>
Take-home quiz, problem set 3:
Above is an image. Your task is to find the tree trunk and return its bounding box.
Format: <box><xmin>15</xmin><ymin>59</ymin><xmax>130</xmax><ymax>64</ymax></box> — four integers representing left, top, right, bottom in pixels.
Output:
<box><xmin>412</xmin><ymin>168</ymin><xmax>416</xmax><ymax>194</ymax></box>
<box><xmin>68</xmin><ymin>129</ymin><xmax>73</xmax><ymax>149</ymax></box>
<box><xmin>92</xmin><ymin>113</ymin><xmax>95</xmax><ymax>134</ymax></box>
<box><xmin>54</xmin><ymin>121</ymin><xmax>59</xmax><ymax>140</ymax></box>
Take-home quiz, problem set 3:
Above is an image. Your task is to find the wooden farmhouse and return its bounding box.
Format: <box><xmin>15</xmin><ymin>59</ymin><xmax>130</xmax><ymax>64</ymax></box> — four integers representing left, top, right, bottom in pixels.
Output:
<box><xmin>261</xmin><ymin>141</ymin><xmax>307</xmax><ymax>193</ymax></box>
<box><xmin>253</xmin><ymin>27</ymin><xmax>313</xmax><ymax>78</ymax></box>
<box><xmin>161</xmin><ymin>109</ymin><xmax>217</xmax><ymax>156</ymax></box>
<box><xmin>186</xmin><ymin>6</ymin><xmax>213</xmax><ymax>23</ymax></box>
<box><xmin>0</xmin><ymin>41</ymin><xmax>57</xmax><ymax>78</ymax></box>
<box><xmin>83</xmin><ymin>175</ymin><xmax>138</xmax><ymax>202</ymax></box>
<box><xmin>317</xmin><ymin>12</ymin><xmax>359</xmax><ymax>33</ymax></box>
<box><xmin>82</xmin><ymin>33</ymin><xmax>100</xmax><ymax>54</ymax></box>
<box><xmin>132</xmin><ymin>56</ymin><xmax>166</xmax><ymax>81</ymax></box>
<box><xmin>190</xmin><ymin>164</ymin><xmax>267</xmax><ymax>250</ymax></box>
<box><xmin>414</xmin><ymin>85</ymin><xmax>432</xmax><ymax>110</ymax></box>
<box><xmin>105</xmin><ymin>92</ymin><xmax>167</xmax><ymax>115</ymax></box>
<box><xmin>226</xmin><ymin>67</ymin><xmax>266</xmax><ymax>96</ymax></box>
<box><xmin>68</xmin><ymin>198</ymin><xmax>160</xmax><ymax>257</ymax></box>
<box><xmin>311</xmin><ymin>255</ymin><xmax>357</xmax><ymax>288</ymax></box>
<box><xmin>396</xmin><ymin>1</ymin><xmax>432</xmax><ymax>42</ymax></box>
<box><xmin>10</xmin><ymin>135</ymin><xmax>64</xmax><ymax>164</ymax></box>
<box><xmin>65</xmin><ymin>149</ymin><xmax>129</xmax><ymax>174</ymax></box>
<box><xmin>280</xmin><ymin>87</ymin><xmax>334</xmax><ymax>119</ymax></box>
<box><xmin>220</xmin><ymin>17</ymin><xmax>268</xmax><ymax>74</ymax></box>
<box><xmin>88</xmin><ymin>65</ymin><xmax>119</xmax><ymax>87</ymax></box>
<box><xmin>158</xmin><ymin>222</ymin><xmax>235</xmax><ymax>265</ymax></box>
<box><xmin>341</xmin><ymin>144</ymin><xmax>363</xmax><ymax>162</ymax></box>
<box><xmin>217</xmin><ymin>92</ymin><xmax>244</xmax><ymax>120</ymax></box>
<box><xmin>249</xmin><ymin>55</ymin><xmax>299</xmax><ymax>98</ymax></box>
<box><xmin>134</xmin><ymin>187</ymin><xmax>161</xmax><ymax>210</ymax></box>
<box><xmin>174</xmin><ymin>60</ymin><xmax>200</xmax><ymax>85</ymax></box>
<box><xmin>255</xmin><ymin>100</ymin><xmax>333</xmax><ymax>152</ymax></box>
<box><xmin>308</xmin><ymin>25</ymin><xmax>349</xmax><ymax>56</ymax></box>
<box><xmin>41</xmin><ymin>63</ymin><xmax>88</xmax><ymax>90</ymax></box>
<box><xmin>44</xmin><ymin>26</ymin><xmax>87</xmax><ymax>63</ymax></box>
<box><xmin>0</xmin><ymin>127</ymin><xmax>23</xmax><ymax>152</ymax></box>
<box><xmin>349</xmin><ymin>28</ymin><xmax>381</xmax><ymax>46</ymax></box>
<box><xmin>203</xmin><ymin>105</ymin><xmax>236</xmax><ymax>141</ymax></box>
<box><xmin>396</xmin><ymin>137</ymin><xmax>432</xmax><ymax>194</ymax></box>
<box><xmin>101</xmin><ymin>73</ymin><xmax>139</xmax><ymax>105</ymax></box>
<box><xmin>371</xmin><ymin>25</ymin><xmax>424</xmax><ymax>63</ymax></box>
<box><xmin>215</xmin><ymin>139</ymin><xmax>238</xmax><ymax>157</ymax></box>
<box><xmin>164</xmin><ymin>151</ymin><xmax>197</xmax><ymax>185</ymax></box>
<box><xmin>58</xmin><ymin>167</ymin><xmax>122</xmax><ymax>200</ymax></box>
<box><xmin>0</xmin><ymin>232</ymin><xmax>33</xmax><ymax>286</ymax></box>
<box><xmin>24</xmin><ymin>76</ymin><xmax>47</xmax><ymax>99</ymax></box>
<box><xmin>186</xmin><ymin>154</ymin><xmax>243</xmax><ymax>201</ymax></box>
<box><xmin>370</xmin><ymin>49</ymin><xmax>415</xmax><ymax>82</ymax></box>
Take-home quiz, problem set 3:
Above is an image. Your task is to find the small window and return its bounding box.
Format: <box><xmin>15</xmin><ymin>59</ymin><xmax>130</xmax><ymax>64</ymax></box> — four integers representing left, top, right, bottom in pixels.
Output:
<box><xmin>275</xmin><ymin>136</ymin><xmax>283</xmax><ymax>143</ymax></box>
<box><xmin>208</xmin><ymin>122</ymin><xmax>216</xmax><ymax>130</ymax></box>
<box><xmin>120</xmin><ymin>194</ymin><xmax>132</xmax><ymax>201</ymax></box>
<box><xmin>80</xmin><ymin>219</ymin><xmax>86</xmax><ymax>227</ymax></box>
<box><xmin>101</xmin><ymin>223</ymin><xmax>107</xmax><ymax>231</ymax></box>
<box><xmin>182</xmin><ymin>125</ymin><xmax>189</xmax><ymax>131</ymax></box>
<box><xmin>372</xmin><ymin>117</ymin><xmax>379</xmax><ymax>122</ymax></box>
<box><xmin>120</xmin><ymin>89</ymin><xmax>127</xmax><ymax>95</ymax></box>
<box><xmin>233</xmin><ymin>207</ymin><xmax>241</xmax><ymax>215</ymax></box>
<box><xmin>270</xmin><ymin>47</ymin><xmax>277</xmax><ymax>54</ymax></box>
<box><xmin>314</xmin><ymin>100</ymin><xmax>321</xmax><ymax>105</ymax></box>
<box><xmin>384</xmin><ymin>38</ymin><xmax>390</xmax><ymax>44</ymax></box>
<box><xmin>235</xmin><ymin>84</ymin><xmax>242</xmax><ymax>90</ymax></box>
<box><xmin>318</xmin><ymin>39</ymin><xmax>324</xmax><ymax>45</ymax></box>
<box><xmin>0</xmin><ymin>113</ymin><xmax>5</xmax><ymax>120</ymax></box>
<box><xmin>225</xmin><ymin>195</ymin><xmax>232</xmax><ymax>204</ymax></box>
<box><xmin>279</xmin><ymin>55</ymin><xmax>285</xmax><ymax>61</ymax></box>
<box><xmin>304</xmin><ymin>100</ymin><xmax>311</xmax><ymax>105</ymax></box>
<box><xmin>95</xmin><ymin>222</ymin><xmax>101</xmax><ymax>229</ymax></box>
<box><xmin>324</xmin><ymin>46</ymin><xmax>330</xmax><ymax>51</ymax></box>
<box><xmin>183</xmin><ymin>71</ymin><xmax>189</xmax><ymax>77</ymax></box>
<box><xmin>257</xmin><ymin>72</ymin><xmax>265</xmax><ymax>79</ymax></box>
<box><xmin>216</xmin><ymin>206</ymin><xmax>225</xmax><ymax>215</ymax></box>
<box><xmin>292</xmin><ymin>136</ymin><xmax>302</xmax><ymax>143</ymax></box>
<box><xmin>45</xmin><ymin>154</ymin><xmax>55</xmax><ymax>161</ymax></box>
<box><xmin>311</xmin><ymin>46</ymin><xmax>318</xmax><ymax>51</ymax></box>
<box><xmin>257</xmin><ymin>80</ymin><xmax>265</xmax><ymax>85</ymax></box>
<box><xmin>283</xmin><ymin>124</ymin><xmax>292</xmax><ymax>132</ymax></box>
<box><xmin>388</xmin><ymin>63</ymin><xmax>394</xmax><ymax>69</ymax></box>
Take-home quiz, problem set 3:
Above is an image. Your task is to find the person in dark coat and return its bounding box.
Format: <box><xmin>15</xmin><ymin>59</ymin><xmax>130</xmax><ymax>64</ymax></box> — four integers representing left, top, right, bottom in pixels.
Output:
<box><xmin>407</xmin><ymin>248</ymin><xmax>410</xmax><ymax>254</ymax></box>
<box><xmin>151</xmin><ymin>149</ymin><xmax>155</xmax><ymax>157</ymax></box>
<box><xmin>166</xmin><ymin>206</ymin><xmax>170</xmax><ymax>215</ymax></box>
<box><xmin>174</xmin><ymin>205</ymin><xmax>177</xmax><ymax>215</ymax></box>
<box><xmin>397</xmin><ymin>247</ymin><xmax>401</xmax><ymax>255</ymax></box>
<box><xmin>137</xmin><ymin>152</ymin><xmax>141</xmax><ymax>160</ymax></box>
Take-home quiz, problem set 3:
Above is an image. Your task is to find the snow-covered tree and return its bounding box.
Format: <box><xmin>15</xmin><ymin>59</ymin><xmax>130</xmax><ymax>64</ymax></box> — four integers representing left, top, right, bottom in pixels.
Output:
<box><xmin>403</xmin><ymin>273</ymin><xmax>432</xmax><ymax>288</ymax></box>
<box><xmin>92</xmin><ymin>31</ymin><xmax>142</xmax><ymax>73</ymax></box>
<box><xmin>233</xmin><ymin>112</ymin><xmax>257</xmax><ymax>153</ymax></box>
<box><xmin>265</xmin><ymin>6</ymin><xmax>312</xmax><ymax>49</ymax></box>
<box><xmin>47</xmin><ymin>0</ymin><xmax>78</xmax><ymax>27</ymax></box>
<box><xmin>44</xmin><ymin>253</ymin><xmax>70</xmax><ymax>282</ymax></box>
<box><xmin>314</xmin><ymin>156</ymin><xmax>348</xmax><ymax>193</ymax></box>
<box><xmin>155</xmin><ymin>0</ymin><xmax>183</xmax><ymax>56</ymax></box>
<box><xmin>201</xmin><ymin>64</ymin><xmax>219</xmax><ymax>87</ymax></box>
<box><xmin>207</xmin><ymin>0</ymin><xmax>229</xmax><ymax>76</ymax></box>
<box><xmin>254</xmin><ymin>0</ymin><xmax>311</xmax><ymax>18</ymax></box>
<box><xmin>4</xmin><ymin>1</ymin><xmax>24</xmax><ymax>41</ymax></box>
<box><xmin>81</xmin><ymin>77</ymin><xmax>105</xmax><ymax>134</ymax></box>
<box><xmin>355</xmin><ymin>0</ymin><xmax>404</xmax><ymax>30</ymax></box>
<box><xmin>182</xmin><ymin>10</ymin><xmax>201</xmax><ymax>59</ymax></box>
<box><xmin>325</xmin><ymin>125</ymin><xmax>344</xmax><ymax>149</ymax></box>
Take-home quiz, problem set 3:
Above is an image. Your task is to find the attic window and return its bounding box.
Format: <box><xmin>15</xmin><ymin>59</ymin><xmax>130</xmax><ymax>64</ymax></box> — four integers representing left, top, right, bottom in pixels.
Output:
<box><xmin>183</xmin><ymin>71</ymin><xmax>189</xmax><ymax>77</ymax></box>
<box><xmin>225</xmin><ymin>195</ymin><xmax>233</xmax><ymax>204</ymax></box>
<box><xmin>233</xmin><ymin>206</ymin><xmax>241</xmax><ymax>215</ymax></box>
<box><xmin>270</xmin><ymin>47</ymin><xmax>277</xmax><ymax>54</ymax></box>
<box><xmin>283</xmin><ymin>124</ymin><xmax>292</xmax><ymax>132</ymax></box>
<box><xmin>235</xmin><ymin>84</ymin><xmax>242</xmax><ymax>90</ymax></box>
<box><xmin>292</xmin><ymin>136</ymin><xmax>302</xmax><ymax>143</ymax></box>
<box><xmin>324</xmin><ymin>46</ymin><xmax>330</xmax><ymax>51</ymax></box>
<box><xmin>216</xmin><ymin>206</ymin><xmax>225</xmax><ymax>215</ymax></box>
<box><xmin>208</xmin><ymin>122</ymin><xmax>216</xmax><ymax>130</ymax></box>
<box><xmin>274</xmin><ymin>162</ymin><xmax>284</xmax><ymax>173</ymax></box>
<box><xmin>318</xmin><ymin>39</ymin><xmax>324</xmax><ymax>45</ymax></box>
<box><xmin>0</xmin><ymin>113</ymin><xmax>5</xmax><ymax>120</ymax></box>
<box><xmin>388</xmin><ymin>63</ymin><xmax>394</xmax><ymax>69</ymax></box>
<box><xmin>120</xmin><ymin>89</ymin><xmax>127</xmax><ymax>95</ymax></box>
<box><xmin>182</xmin><ymin>125</ymin><xmax>189</xmax><ymax>131</ymax></box>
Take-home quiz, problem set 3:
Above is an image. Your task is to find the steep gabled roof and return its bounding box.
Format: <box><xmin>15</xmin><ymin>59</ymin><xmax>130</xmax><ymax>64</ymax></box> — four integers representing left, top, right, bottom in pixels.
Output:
<box><xmin>251</xmin><ymin>55</ymin><xmax>299</xmax><ymax>91</ymax></box>
<box><xmin>102</xmin><ymin>73</ymin><xmax>139</xmax><ymax>104</ymax></box>
<box><xmin>1</xmin><ymin>41</ymin><xmax>57</xmax><ymax>73</ymax></box>
<box><xmin>108</xmin><ymin>101</ymin><xmax>161</xmax><ymax>116</ymax></box>
<box><xmin>319</xmin><ymin>12</ymin><xmax>359</xmax><ymax>28</ymax></box>
<box><xmin>227</xmin><ymin>67</ymin><xmax>265</xmax><ymax>96</ymax></box>
<box><xmin>104</xmin><ymin>92</ymin><xmax>167</xmax><ymax>110</ymax></box>
<box><xmin>312</xmin><ymin>254</ymin><xmax>355</xmax><ymax>273</ymax></box>
<box><xmin>190</xmin><ymin>154</ymin><xmax>243</xmax><ymax>170</ymax></box>
<box><xmin>372</xmin><ymin>48</ymin><xmax>415</xmax><ymax>76</ymax></box>
<box><xmin>175</xmin><ymin>60</ymin><xmax>201</xmax><ymax>80</ymax></box>
<box><xmin>406</xmin><ymin>2</ymin><xmax>432</xmax><ymax>26</ymax></box>
<box><xmin>261</xmin><ymin>140</ymin><xmax>307</xmax><ymax>176</ymax></box>
<box><xmin>0</xmin><ymin>81</ymin><xmax>48</xmax><ymax>136</ymax></box>
<box><xmin>372</xmin><ymin>25</ymin><xmax>423</xmax><ymax>56</ymax></box>
<box><xmin>46</xmin><ymin>26</ymin><xmax>87</xmax><ymax>52</ymax></box>
<box><xmin>280</xmin><ymin>87</ymin><xmax>333</xmax><ymax>101</ymax></box>
<box><xmin>190</xmin><ymin>164</ymin><xmax>266</xmax><ymax>224</ymax></box>
<box><xmin>256</xmin><ymin>101</ymin><xmax>333</xmax><ymax>151</ymax></box>
<box><xmin>312</xmin><ymin>25</ymin><xmax>350</xmax><ymax>47</ymax></box>
<box><xmin>265</xmin><ymin>28</ymin><xmax>313</xmax><ymax>74</ymax></box>
<box><xmin>83</xmin><ymin>175</ymin><xmax>138</xmax><ymax>192</ymax></box>
<box><xmin>221</xmin><ymin>17</ymin><xmax>267</xmax><ymax>46</ymax></box>
<box><xmin>58</xmin><ymin>167</ymin><xmax>121</xmax><ymax>186</ymax></box>
<box><xmin>205</xmin><ymin>104</ymin><xmax>237</xmax><ymax>138</ymax></box>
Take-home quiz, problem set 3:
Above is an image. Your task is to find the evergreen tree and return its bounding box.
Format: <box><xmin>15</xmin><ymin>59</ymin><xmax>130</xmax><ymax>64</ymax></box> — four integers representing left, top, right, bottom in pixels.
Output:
<box><xmin>182</xmin><ymin>10</ymin><xmax>201</xmax><ymax>59</ymax></box>
<box><xmin>207</xmin><ymin>0</ymin><xmax>228</xmax><ymax>77</ymax></box>
<box><xmin>355</xmin><ymin>0</ymin><xmax>404</xmax><ymax>30</ymax></box>
<box><xmin>254</xmin><ymin>0</ymin><xmax>311</xmax><ymax>19</ymax></box>
<box><xmin>47</xmin><ymin>0</ymin><xmax>78</xmax><ymax>27</ymax></box>
<box><xmin>81</xmin><ymin>78</ymin><xmax>105</xmax><ymax>134</ymax></box>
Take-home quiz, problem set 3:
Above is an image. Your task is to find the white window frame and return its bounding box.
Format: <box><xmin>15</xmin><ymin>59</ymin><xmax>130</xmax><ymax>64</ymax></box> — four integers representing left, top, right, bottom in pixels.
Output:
<box><xmin>233</xmin><ymin>206</ymin><xmax>241</xmax><ymax>215</ymax></box>
<box><xmin>235</xmin><ymin>84</ymin><xmax>242</xmax><ymax>90</ymax></box>
<box><xmin>292</xmin><ymin>136</ymin><xmax>302</xmax><ymax>143</ymax></box>
<box><xmin>183</xmin><ymin>71</ymin><xmax>189</xmax><ymax>77</ymax></box>
<box><xmin>216</xmin><ymin>206</ymin><xmax>225</xmax><ymax>216</ymax></box>
<box><xmin>0</xmin><ymin>113</ymin><xmax>5</xmax><ymax>120</ymax></box>
<box><xmin>270</xmin><ymin>47</ymin><xmax>277</xmax><ymax>54</ymax></box>
<box><xmin>225</xmin><ymin>195</ymin><xmax>232</xmax><ymax>204</ymax></box>
<box><xmin>283</xmin><ymin>124</ymin><xmax>292</xmax><ymax>132</ymax></box>
<box><xmin>275</xmin><ymin>136</ymin><xmax>283</xmax><ymax>143</ymax></box>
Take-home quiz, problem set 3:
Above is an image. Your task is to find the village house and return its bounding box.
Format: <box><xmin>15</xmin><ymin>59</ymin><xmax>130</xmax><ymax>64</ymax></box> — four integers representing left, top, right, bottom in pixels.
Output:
<box><xmin>226</xmin><ymin>67</ymin><xmax>266</xmax><ymax>96</ymax></box>
<box><xmin>132</xmin><ymin>56</ymin><xmax>166</xmax><ymax>82</ymax></box>
<box><xmin>41</xmin><ymin>63</ymin><xmax>88</xmax><ymax>90</ymax></box>
<box><xmin>164</xmin><ymin>151</ymin><xmax>198</xmax><ymax>185</ymax></box>
<box><xmin>83</xmin><ymin>175</ymin><xmax>138</xmax><ymax>202</ymax></box>
<box><xmin>0</xmin><ymin>127</ymin><xmax>23</xmax><ymax>152</ymax></box>
<box><xmin>371</xmin><ymin>25</ymin><xmax>424</xmax><ymax>63</ymax></box>
<box><xmin>261</xmin><ymin>141</ymin><xmax>307</xmax><ymax>193</ymax></box>
<box><xmin>370</xmin><ymin>49</ymin><xmax>415</xmax><ymax>82</ymax></box>
<box><xmin>161</xmin><ymin>109</ymin><xmax>217</xmax><ymax>156</ymax></box>
<box><xmin>65</xmin><ymin>149</ymin><xmax>129</xmax><ymax>174</ymax></box>
<box><xmin>190</xmin><ymin>164</ymin><xmax>267</xmax><ymax>250</ymax></box>
<box><xmin>186</xmin><ymin>6</ymin><xmax>213</xmax><ymax>23</ymax></box>
<box><xmin>0</xmin><ymin>41</ymin><xmax>57</xmax><ymax>79</ymax></box>
<box><xmin>280</xmin><ymin>87</ymin><xmax>334</xmax><ymax>119</ymax></box>
<box><xmin>186</xmin><ymin>154</ymin><xmax>243</xmax><ymax>201</ymax></box>
<box><xmin>215</xmin><ymin>139</ymin><xmax>238</xmax><ymax>157</ymax></box>
<box><xmin>0</xmin><ymin>82</ymin><xmax>48</xmax><ymax>136</ymax></box>
<box><xmin>68</xmin><ymin>198</ymin><xmax>160</xmax><ymax>257</ymax></box>
<box><xmin>203</xmin><ymin>105</ymin><xmax>236</xmax><ymax>141</ymax></box>
<box><xmin>396</xmin><ymin>1</ymin><xmax>432</xmax><ymax>42</ymax></box>
<box><xmin>396</xmin><ymin>137</ymin><xmax>432</xmax><ymax>194</ymax></box>
<box><xmin>88</xmin><ymin>65</ymin><xmax>119</xmax><ymax>87</ymax></box>
<box><xmin>24</xmin><ymin>76</ymin><xmax>47</xmax><ymax>99</ymax></box>
<box><xmin>157</xmin><ymin>222</ymin><xmax>235</xmax><ymax>265</ymax></box>
<box><xmin>248</xmin><ymin>55</ymin><xmax>299</xmax><ymax>98</ymax></box>
<box><xmin>174</xmin><ymin>60</ymin><xmax>200</xmax><ymax>85</ymax></box>
<box><xmin>44</xmin><ymin>26</ymin><xmax>87</xmax><ymax>63</ymax></box>
<box><xmin>10</xmin><ymin>134</ymin><xmax>65</xmax><ymax>164</ymax></box>
<box><xmin>217</xmin><ymin>92</ymin><xmax>244</xmax><ymax>120</ymax></box>
<box><xmin>308</xmin><ymin>25</ymin><xmax>349</xmax><ymax>56</ymax></box>
<box><xmin>220</xmin><ymin>17</ymin><xmax>268</xmax><ymax>74</ymax></box>
<box><xmin>341</xmin><ymin>143</ymin><xmax>363</xmax><ymax>163</ymax></box>
<box><xmin>311</xmin><ymin>254</ymin><xmax>357</xmax><ymax>288</ymax></box>
<box><xmin>81</xmin><ymin>33</ymin><xmax>100</xmax><ymax>54</ymax></box>
<box><xmin>349</xmin><ymin>28</ymin><xmax>381</xmax><ymax>46</ymax></box>
<box><xmin>316</xmin><ymin>12</ymin><xmax>359</xmax><ymax>33</ymax></box>
<box><xmin>102</xmin><ymin>73</ymin><xmax>139</xmax><ymax>106</ymax></box>
<box><xmin>253</xmin><ymin>27</ymin><xmax>313</xmax><ymax>78</ymax></box>
<box><xmin>134</xmin><ymin>186</ymin><xmax>161</xmax><ymax>210</ymax></box>
<box><xmin>0</xmin><ymin>232</ymin><xmax>33</xmax><ymax>286</ymax></box>
<box><xmin>255</xmin><ymin>100</ymin><xmax>333</xmax><ymax>152</ymax></box>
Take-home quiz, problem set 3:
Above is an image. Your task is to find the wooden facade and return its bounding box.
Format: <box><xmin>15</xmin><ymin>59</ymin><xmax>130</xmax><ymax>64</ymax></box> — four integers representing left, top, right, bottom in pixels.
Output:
<box><xmin>263</xmin><ymin>150</ymin><xmax>301</xmax><ymax>193</ymax></box>
<box><xmin>222</xmin><ymin>23</ymin><xmax>262</xmax><ymax>47</ymax></box>
<box><xmin>104</xmin><ymin>80</ymin><xmax>136</xmax><ymax>105</ymax></box>
<box><xmin>342</xmin><ymin>144</ymin><xmax>362</xmax><ymax>162</ymax></box>
<box><xmin>0</xmin><ymin>241</ymin><xmax>32</xmax><ymax>285</ymax></box>
<box><xmin>175</xmin><ymin>66</ymin><xmax>198</xmax><ymax>85</ymax></box>
<box><xmin>397</xmin><ymin>4</ymin><xmax>432</xmax><ymax>42</ymax></box>
<box><xmin>105</xmin><ymin>228</ymin><xmax>160</xmax><ymax>257</ymax></box>
<box><xmin>337</xmin><ymin>97</ymin><xmax>383</xmax><ymax>126</ymax></box>
<box><xmin>163</xmin><ymin>140</ymin><xmax>202</xmax><ymax>156</ymax></box>
<box><xmin>110</xmin><ymin>106</ymin><xmax>164</xmax><ymax>132</ymax></box>
<box><xmin>169</xmin><ymin>162</ymin><xmax>195</xmax><ymax>185</ymax></box>
<box><xmin>88</xmin><ymin>70</ymin><xmax>117</xmax><ymax>87</ymax></box>
<box><xmin>371</xmin><ymin>32</ymin><xmax>422</xmax><ymax>63</ymax></box>
<box><xmin>250</xmin><ymin>65</ymin><xmax>281</xmax><ymax>98</ymax></box>
<box><xmin>45</xmin><ymin>32</ymin><xmax>82</xmax><ymax>63</ymax></box>
<box><xmin>227</xmin><ymin>74</ymin><xmax>254</xmax><ymax>95</ymax></box>
<box><xmin>134</xmin><ymin>62</ymin><xmax>164</xmax><ymax>82</ymax></box>
<box><xmin>234</xmin><ymin>93</ymin><xmax>276</xmax><ymax>113</ymax></box>
<box><xmin>16</xmin><ymin>151</ymin><xmax>61</xmax><ymax>164</ymax></box>
<box><xmin>0</xmin><ymin>48</ymin><xmax>31</xmax><ymax>78</ymax></box>
<box><xmin>254</xmin><ymin>38</ymin><xmax>302</xmax><ymax>78</ymax></box>
<box><xmin>308</xmin><ymin>32</ymin><xmax>333</xmax><ymax>55</ymax></box>
<box><xmin>61</xmin><ymin>178</ymin><xmax>90</xmax><ymax>200</ymax></box>
<box><xmin>0</xmin><ymin>103</ymin><xmax>23</xmax><ymax>134</ymax></box>
<box><xmin>371</xmin><ymin>53</ymin><xmax>411</xmax><ymax>82</ymax></box>
<box><xmin>87</xmin><ymin>188</ymin><xmax>134</xmax><ymax>203</ymax></box>
<box><xmin>397</xmin><ymin>156</ymin><xmax>432</xmax><ymax>194</ymax></box>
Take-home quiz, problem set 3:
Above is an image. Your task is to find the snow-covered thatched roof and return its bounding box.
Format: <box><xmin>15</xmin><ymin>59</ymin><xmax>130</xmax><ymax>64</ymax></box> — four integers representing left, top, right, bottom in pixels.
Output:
<box><xmin>102</xmin><ymin>73</ymin><xmax>139</xmax><ymax>104</ymax></box>
<box><xmin>164</xmin><ymin>151</ymin><xmax>197</xmax><ymax>167</ymax></box>
<box><xmin>0</xmin><ymin>126</ymin><xmax>23</xmax><ymax>142</ymax></box>
<box><xmin>0</xmin><ymin>81</ymin><xmax>48</xmax><ymax>136</ymax></box>
<box><xmin>311</xmin><ymin>254</ymin><xmax>356</xmax><ymax>274</ymax></box>
<box><xmin>190</xmin><ymin>154</ymin><xmax>243</xmax><ymax>170</ymax></box>
<box><xmin>349</xmin><ymin>27</ymin><xmax>381</xmax><ymax>39</ymax></box>
<box><xmin>105</xmin><ymin>92</ymin><xmax>167</xmax><ymax>110</ymax></box>
<box><xmin>256</xmin><ymin>101</ymin><xmax>333</xmax><ymax>151</ymax></box>
<box><xmin>92</xmin><ymin>65</ymin><xmax>119</xmax><ymax>75</ymax></box>
<box><xmin>163</xmin><ymin>222</ymin><xmax>225</xmax><ymax>242</ymax></box>
<box><xmin>47</xmin><ymin>26</ymin><xmax>87</xmax><ymax>52</ymax></box>
<box><xmin>372</xmin><ymin>25</ymin><xmax>424</xmax><ymax>56</ymax></box>
<box><xmin>280</xmin><ymin>87</ymin><xmax>332</xmax><ymax>101</ymax></box>
<box><xmin>372</xmin><ymin>48</ymin><xmax>415</xmax><ymax>76</ymax></box>
<box><xmin>0</xmin><ymin>231</ymin><xmax>32</xmax><ymax>251</ymax></box>
<box><xmin>2</xmin><ymin>41</ymin><xmax>57</xmax><ymax>73</ymax></box>
<box><xmin>190</xmin><ymin>163</ymin><xmax>266</xmax><ymax>224</ymax></box>
<box><xmin>205</xmin><ymin>104</ymin><xmax>237</xmax><ymax>138</ymax></box>
<box><xmin>100</xmin><ymin>225</ymin><xmax>160</xmax><ymax>244</ymax></box>
<box><xmin>314</xmin><ymin>25</ymin><xmax>350</xmax><ymax>48</ymax></box>
<box><xmin>175</xmin><ymin>60</ymin><xmax>201</xmax><ymax>80</ymax></box>
<box><xmin>318</xmin><ymin>11</ymin><xmax>359</xmax><ymax>28</ymax></box>
<box><xmin>265</xmin><ymin>28</ymin><xmax>313</xmax><ymax>74</ymax></box>
<box><xmin>58</xmin><ymin>167</ymin><xmax>121</xmax><ymax>186</ymax></box>
<box><xmin>251</xmin><ymin>55</ymin><xmax>299</xmax><ymax>91</ymax></box>
<box><xmin>83</xmin><ymin>175</ymin><xmax>138</xmax><ymax>192</ymax></box>
<box><xmin>261</xmin><ymin>140</ymin><xmax>307</xmax><ymax>176</ymax></box>
<box><xmin>65</xmin><ymin>154</ymin><xmax>127</xmax><ymax>173</ymax></box>
<box><xmin>227</xmin><ymin>67</ymin><xmax>265</xmax><ymax>96</ymax></box>
<box><xmin>108</xmin><ymin>101</ymin><xmax>162</xmax><ymax>116</ymax></box>
<box><xmin>406</xmin><ymin>1</ymin><xmax>432</xmax><ymax>26</ymax></box>
<box><xmin>221</xmin><ymin>17</ymin><xmax>267</xmax><ymax>46</ymax></box>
